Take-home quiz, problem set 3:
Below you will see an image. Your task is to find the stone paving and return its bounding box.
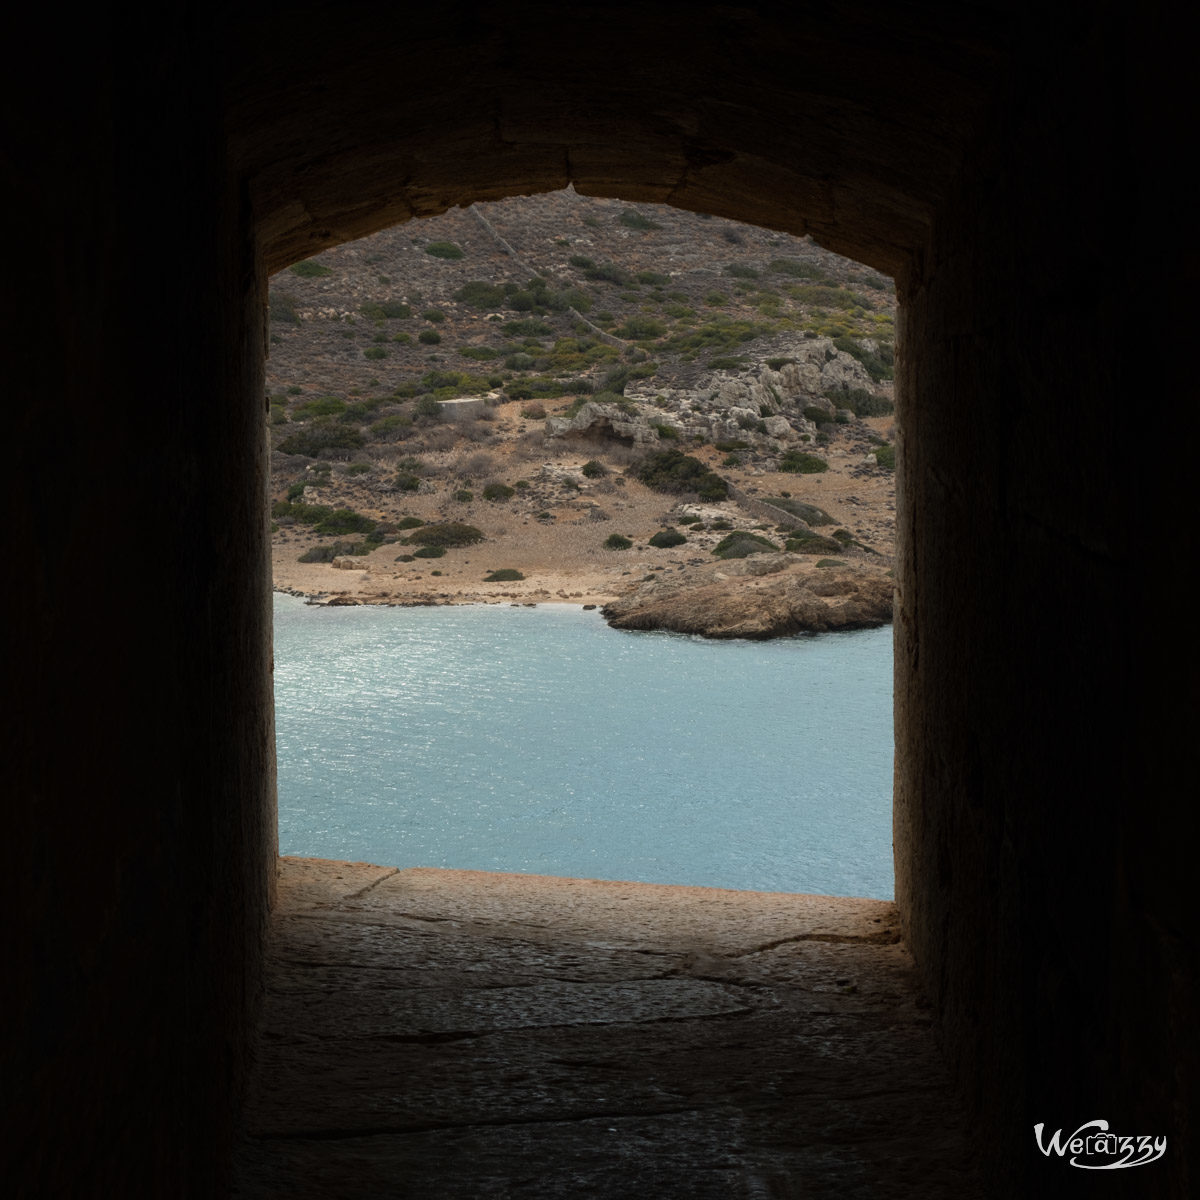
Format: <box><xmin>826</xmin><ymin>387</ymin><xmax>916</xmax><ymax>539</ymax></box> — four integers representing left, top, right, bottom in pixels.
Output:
<box><xmin>234</xmin><ymin>858</ymin><xmax>983</xmax><ymax>1198</ymax></box>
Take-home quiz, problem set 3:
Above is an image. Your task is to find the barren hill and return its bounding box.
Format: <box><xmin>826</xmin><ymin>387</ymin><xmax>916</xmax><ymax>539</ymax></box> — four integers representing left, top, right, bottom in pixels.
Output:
<box><xmin>267</xmin><ymin>189</ymin><xmax>897</xmax><ymax>629</ymax></box>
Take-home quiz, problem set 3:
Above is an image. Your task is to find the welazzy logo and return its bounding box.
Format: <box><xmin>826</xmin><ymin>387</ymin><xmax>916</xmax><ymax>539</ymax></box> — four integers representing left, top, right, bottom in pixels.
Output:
<box><xmin>1034</xmin><ymin>1120</ymin><xmax>1167</xmax><ymax>1169</ymax></box>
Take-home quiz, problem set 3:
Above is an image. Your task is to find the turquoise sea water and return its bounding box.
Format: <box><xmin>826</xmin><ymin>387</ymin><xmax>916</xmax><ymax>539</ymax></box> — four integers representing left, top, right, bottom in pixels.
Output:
<box><xmin>273</xmin><ymin>594</ymin><xmax>895</xmax><ymax>898</ymax></box>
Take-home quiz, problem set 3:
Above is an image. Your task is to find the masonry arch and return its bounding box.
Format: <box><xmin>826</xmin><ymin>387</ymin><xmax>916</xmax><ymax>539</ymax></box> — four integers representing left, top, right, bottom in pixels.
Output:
<box><xmin>13</xmin><ymin>6</ymin><xmax>1190</xmax><ymax>1197</ymax></box>
<box><xmin>231</xmin><ymin>16</ymin><xmax>1189</xmax><ymax>1187</ymax></box>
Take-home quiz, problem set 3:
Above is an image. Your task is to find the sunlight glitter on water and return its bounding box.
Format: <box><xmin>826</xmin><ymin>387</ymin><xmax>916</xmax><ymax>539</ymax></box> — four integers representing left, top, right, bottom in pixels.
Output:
<box><xmin>273</xmin><ymin>595</ymin><xmax>894</xmax><ymax>898</ymax></box>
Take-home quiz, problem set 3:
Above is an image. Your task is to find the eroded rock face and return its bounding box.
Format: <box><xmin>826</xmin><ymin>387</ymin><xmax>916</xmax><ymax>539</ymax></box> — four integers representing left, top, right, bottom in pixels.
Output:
<box><xmin>545</xmin><ymin>400</ymin><xmax>661</xmax><ymax>444</ymax></box>
<box><xmin>545</xmin><ymin>336</ymin><xmax>876</xmax><ymax>451</ymax></box>
<box><xmin>601</xmin><ymin>554</ymin><xmax>893</xmax><ymax>639</ymax></box>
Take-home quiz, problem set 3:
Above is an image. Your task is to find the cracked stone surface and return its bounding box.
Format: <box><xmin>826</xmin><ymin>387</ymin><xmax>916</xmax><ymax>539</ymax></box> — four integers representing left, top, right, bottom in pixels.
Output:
<box><xmin>235</xmin><ymin>859</ymin><xmax>982</xmax><ymax>1198</ymax></box>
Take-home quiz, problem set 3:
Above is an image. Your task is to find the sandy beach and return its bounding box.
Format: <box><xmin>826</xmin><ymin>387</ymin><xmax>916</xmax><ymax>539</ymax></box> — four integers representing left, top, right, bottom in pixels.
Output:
<box><xmin>272</xmin><ymin>409</ymin><xmax>896</xmax><ymax>609</ymax></box>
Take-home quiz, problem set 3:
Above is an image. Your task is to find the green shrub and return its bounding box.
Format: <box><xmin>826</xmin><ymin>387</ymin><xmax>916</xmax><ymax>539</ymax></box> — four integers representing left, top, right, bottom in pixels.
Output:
<box><xmin>404</xmin><ymin>522</ymin><xmax>484</xmax><ymax>547</ymax></box>
<box><xmin>396</xmin><ymin>516</ymin><xmax>424</xmax><ymax>530</ymax></box>
<box><xmin>418</xmin><ymin>329</ymin><xmax>442</xmax><ymax>345</ymax></box>
<box><xmin>277</xmin><ymin>420</ymin><xmax>364</xmax><ymax>458</ymax></box>
<box><xmin>635</xmin><ymin>270</ymin><xmax>670</xmax><ymax>286</ymax></box>
<box><xmin>580</xmin><ymin>261</ymin><xmax>629</xmax><ymax>285</ymax></box>
<box><xmin>394</xmin><ymin>473</ymin><xmax>421</xmax><ymax>492</ymax></box>
<box><xmin>413</xmin><ymin>544</ymin><xmax>446</xmax><ymax>558</ymax></box>
<box><xmin>615</xmin><ymin>315</ymin><xmax>666</xmax><ymax>340</ymax></box>
<box><xmin>874</xmin><ymin>443</ymin><xmax>896</xmax><ymax>470</ymax></box>
<box><xmin>604</xmin><ymin>533</ymin><xmax>633</xmax><ymax>550</ymax></box>
<box><xmin>298</xmin><ymin>542</ymin><xmax>365</xmax><ymax>563</ymax></box>
<box><xmin>371</xmin><ymin>413</ymin><xmax>413</xmax><ymax>440</ymax></box>
<box><xmin>503</xmin><ymin>318</ymin><xmax>553</xmax><ymax>337</ymax></box>
<box><xmin>768</xmin><ymin>497</ymin><xmax>836</xmax><ymax>525</ymax></box>
<box><xmin>784</xmin><ymin>529</ymin><xmax>844</xmax><ymax>554</ymax></box>
<box><xmin>632</xmin><ymin>448</ymin><xmax>728</xmax><ymax>500</ymax></box>
<box><xmin>313</xmin><ymin>508</ymin><xmax>376</xmax><ymax>536</ymax></box>
<box><xmin>649</xmin><ymin>529</ymin><xmax>686</xmax><ymax>548</ymax></box>
<box><xmin>661</xmin><ymin>316</ymin><xmax>769</xmax><ymax>359</ymax></box>
<box><xmin>618</xmin><ymin>209</ymin><xmax>662</xmax><ymax>231</ymax></box>
<box><xmin>364</xmin><ymin>346</ymin><xmax>387</xmax><ymax>360</ymax></box>
<box><xmin>293</xmin><ymin>396</ymin><xmax>346</xmax><ymax>418</ymax></box>
<box><xmin>269</xmin><ymin>292</ymin><xmax>300</xmax><ymax>324</ymax></box>
<box><xmin>724</xmin><ymin>263</ymin><xmax>759</xmax><ymax>279</ymax></box>
<box><xmin>272</xmin><ymin>499</ymin><xmax>329</xmax><ymax>523</ymax></box>
<box><xmin>652</xmin><ymin>423</ymin><xmax>680</xmax><ymax>440</ymax></box>
<box><xmin>677</xmin><ymin>514</ymin><xmax>702</xmax><ymax>525</ymax></box>
<box><xmin>421</xmin><ymin>308</ymin><xmax>446</xmax><ymax>323</ymax></box>
<box><xmin>769</xmin><ymin>259</ymin><xmax>826</xmax><ymax>280</ymax></box>
<box><xmin>521</xmin><ymin>403</ymin><xmax>547</xmax><ymax>420</ymax></box>
<box><xmin>289</xmin><ymin>259</ymin><xmax>332</xmax><ymax>278</ymax></box>
<box><xmin>454</xmin><ymin>281</ymin><xmax>507</xmax><ymax>308</ymax></box>
<box><xmin>454</xmin><ymin>489</ymin><xmax>474</xmax><ymax>502</ymax></box>
<box><xmin>359</xmin><ymin>301</ymin><xmax>411</xmax><ymax>319</ymax></box>
<box><xmin>712</xmin><ymin>532</ymin><xmax>780</xmax><ymax>559</ymax></box>
<box><xmin>484</xmin><ymin>568</ymin><xmax>525</xmax><ymax>582</ymax></box>
<box><xmin>831</xmin><ymin>386</ymin><xmax>894</xmax><ymax>417</ymax></box>
<box><xmin>581</xmin><ymin>460</ymin><xmax>606</xmax><ymax>479</ymax></box>
<box><xmin>482</xmin><ymin>482</ymin><xmax>515</xmax><ymax>501</ymax></box>
<box><xmin>425</xmin><ymin>241</ymin><xmax>464</xmax><ymax>260</ymax></box>
<box><xmin>778</xmin><ymin>450</ymin><xmax>828</xmax><ymax>474</ymax></box>
<box><xmin>815</xmin><ymin>558</ymin><xmax>848</xmax><ymax>568</ymax></box>
<box><xmin>832</xmin><ymin>336</ymin><xmax>894</xmax><ymax>382</ymax></box>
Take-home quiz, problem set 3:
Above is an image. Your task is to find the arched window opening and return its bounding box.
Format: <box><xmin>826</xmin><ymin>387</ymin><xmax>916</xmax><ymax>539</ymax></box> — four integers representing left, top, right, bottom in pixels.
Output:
<box><xmin>267</xmin><ymin>189</ymin><xmax>898</xmax><ymax>900</ymax></box>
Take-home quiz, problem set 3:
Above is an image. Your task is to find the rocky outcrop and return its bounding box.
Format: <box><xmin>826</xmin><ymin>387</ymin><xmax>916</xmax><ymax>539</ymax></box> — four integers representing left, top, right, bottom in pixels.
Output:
<box><xmin>635</xmin><ymin>336</ymin><xmax>874</xmax><ymax>421</ymax></box>
<box><xmin>545</xmin><ymin>400</ymin><xmax>662</xmax><ymax>444</ymax></box>
<box><xmin>545</xmin><ymin>335</ymin><xmax>879</xmax><ymax>452</ymax></box>
<box><xmin>602</xmin><ymin>554</ymin><xmax>893</xmax><ymax>639</ymax></box>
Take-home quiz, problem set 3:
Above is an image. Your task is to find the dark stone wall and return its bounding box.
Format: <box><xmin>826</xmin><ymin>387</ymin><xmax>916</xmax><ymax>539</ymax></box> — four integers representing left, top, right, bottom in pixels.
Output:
<box><xmin>6</xmin><ymin>10</ymin><xmax>275</xmax><ymax>1195</ymax></box>
<box><xmin>6</xmin><ymin>3</ymin><xmax>1192</xmax><ymax>1195</ymax></box>
<box><xmin>225</xmin><ymin>3</ymin><xmax>1010</xmax><ymax>278</ymax></box>
<box><xmin>895</xmin><ymin>7</ymin><xmax>1195</xmax><ymax>1196</ymax></box>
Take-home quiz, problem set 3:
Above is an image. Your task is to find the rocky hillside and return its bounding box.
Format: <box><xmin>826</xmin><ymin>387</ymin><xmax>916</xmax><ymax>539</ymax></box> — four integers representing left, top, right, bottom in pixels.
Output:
<box><xmin>266</xmin><ymin>189</ymin><xmax>898</xmax><ymax>629</ymax></box>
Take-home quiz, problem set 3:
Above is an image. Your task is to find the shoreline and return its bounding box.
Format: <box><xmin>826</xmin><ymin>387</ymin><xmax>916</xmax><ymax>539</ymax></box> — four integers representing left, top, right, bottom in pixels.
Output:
<box><xmin>272</xmin><ymin>584</ymin><xmax>609</xmax><ymax>610</ymax></box>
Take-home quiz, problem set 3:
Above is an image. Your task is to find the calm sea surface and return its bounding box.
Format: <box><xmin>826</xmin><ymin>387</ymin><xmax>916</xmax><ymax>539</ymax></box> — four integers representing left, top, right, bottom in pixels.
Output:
<box><xmin>273</xmin><ymin>594</ymin><xmax>894</xmax><ymax>898</ymax></box>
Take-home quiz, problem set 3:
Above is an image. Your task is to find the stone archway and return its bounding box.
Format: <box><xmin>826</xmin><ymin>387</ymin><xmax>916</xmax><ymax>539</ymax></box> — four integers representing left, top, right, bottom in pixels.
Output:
<box><xmin>12</xmin><ymin>5</ymin><xmax>1192</xmax><ymax>1196</ymax></box>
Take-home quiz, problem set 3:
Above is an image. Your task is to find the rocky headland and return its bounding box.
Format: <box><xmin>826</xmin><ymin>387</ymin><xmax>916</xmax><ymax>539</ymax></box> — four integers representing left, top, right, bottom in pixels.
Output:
<box><xmin>602</xmin><ymin>555</ymin><xmax>893</xmax><ymax>639</ymax></box>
